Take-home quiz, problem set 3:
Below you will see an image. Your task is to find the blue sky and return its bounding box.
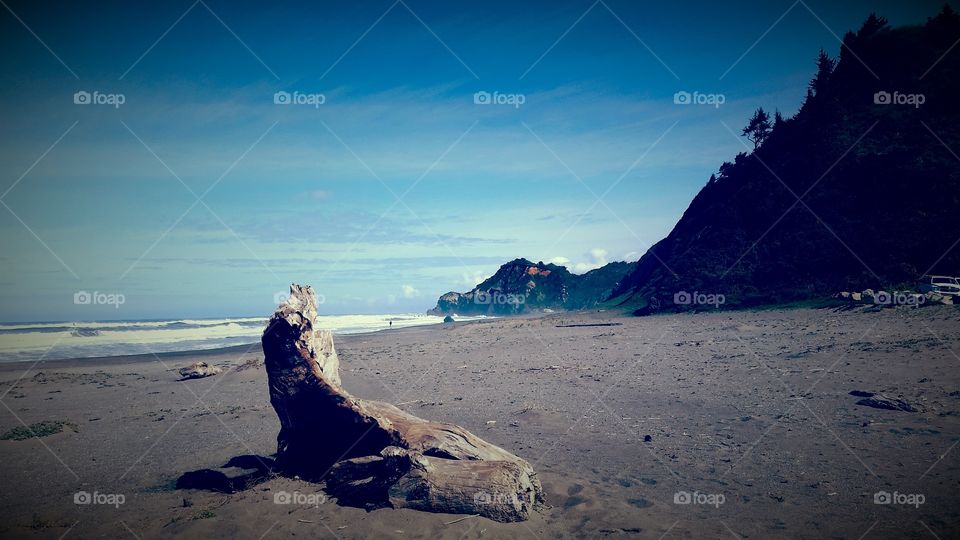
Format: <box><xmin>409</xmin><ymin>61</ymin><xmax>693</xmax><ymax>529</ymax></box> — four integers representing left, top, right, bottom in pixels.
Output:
<box><xmin>0</xmin><ymin>0</ymin><xmax>945</xmax><ymax>321</ymax></box>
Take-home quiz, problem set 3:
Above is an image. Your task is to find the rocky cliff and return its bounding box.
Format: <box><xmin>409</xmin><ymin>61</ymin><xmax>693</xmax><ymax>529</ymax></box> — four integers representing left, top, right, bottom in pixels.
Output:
<box><xmin>430</xmin><ymin>258</ymin><xmax>635</xmax><ymax>315</ymax></box>
<box><xmin>614</xmin><ymin>8</ymin><xmax>960</xmax><ymax>313</ymax></box>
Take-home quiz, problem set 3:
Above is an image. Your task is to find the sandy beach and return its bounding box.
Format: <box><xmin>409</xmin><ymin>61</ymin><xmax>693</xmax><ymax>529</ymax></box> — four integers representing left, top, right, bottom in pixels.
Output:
<box><xmin>1</xmin><ymin>306</ymin><xmax>958</xmax><ymax>539</ymax></box>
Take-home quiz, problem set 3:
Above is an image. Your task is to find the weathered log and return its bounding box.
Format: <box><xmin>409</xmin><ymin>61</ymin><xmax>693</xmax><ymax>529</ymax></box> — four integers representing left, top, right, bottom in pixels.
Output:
<box><xmin>262</xmin><ymin>284</ymin><xmax>544</xmax><ymax>522</ymax></box>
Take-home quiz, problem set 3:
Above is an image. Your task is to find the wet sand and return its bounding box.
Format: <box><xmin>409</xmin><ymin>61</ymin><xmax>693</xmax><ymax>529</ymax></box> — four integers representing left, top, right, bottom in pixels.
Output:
<box><xmin>1</xmin><ymin>306</ymin><xmax>958</xmax><ymax>539</ymax></box>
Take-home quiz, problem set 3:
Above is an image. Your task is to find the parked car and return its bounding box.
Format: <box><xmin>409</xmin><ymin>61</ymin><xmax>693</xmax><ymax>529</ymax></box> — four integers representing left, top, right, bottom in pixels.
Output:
<box><xmin>918</xmin><ymin>275</ymin><xmax>960</xmax><ymax>297</ymax></box>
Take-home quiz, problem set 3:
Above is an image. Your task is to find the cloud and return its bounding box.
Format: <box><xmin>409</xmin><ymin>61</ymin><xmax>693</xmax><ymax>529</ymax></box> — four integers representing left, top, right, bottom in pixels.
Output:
<box><xmin>189</xmin><ymin>208</ymin><xmax>513</xmax><ymax>247</ymax></box>
<box><xmin>550</xmin><ymin>249</ymin><xmax>610</xmax><ymax>274</ymax></box>
<box><xmin>307</xmin><ymin>190</ymin><xmax>332</xmax><ymax>201</ymax></box>
<box><xmin>459</xmin><ymin>270</ymin><xmax>487</xmax><ymax>289</ymax></box>
<box><xmin>401</xmin><ymin>284</ymin><xmax>421</xmax><ymax>298</ymax></box>
<box><xmin>573</xmin><ymin>248</ymin><xmax>609</xmax><ymax>273</ymax></box>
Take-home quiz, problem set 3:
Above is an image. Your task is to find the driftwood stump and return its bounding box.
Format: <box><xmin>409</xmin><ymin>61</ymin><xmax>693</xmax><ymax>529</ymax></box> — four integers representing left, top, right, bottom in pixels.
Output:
<box><xmin>262</xmin><ymin>284</ymin><xmax>545</xmax><ymax>522</ymax></box>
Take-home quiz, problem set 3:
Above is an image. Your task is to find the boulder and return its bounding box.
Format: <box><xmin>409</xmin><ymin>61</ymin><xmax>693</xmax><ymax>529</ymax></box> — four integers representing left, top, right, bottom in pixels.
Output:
<box><xmin>924</xmin><ymin>292</ymin><xmax>954</xmax><ymax>305</ymax></box>
<box><xmin>262</xmin><ymin>284</ymin><xmax>544</xmax><ymax>522</ymax></box>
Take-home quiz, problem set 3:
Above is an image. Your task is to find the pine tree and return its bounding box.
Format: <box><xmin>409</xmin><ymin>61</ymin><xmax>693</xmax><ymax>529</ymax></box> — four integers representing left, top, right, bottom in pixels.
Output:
<box><xmin>857</xmin><ymin>13</ymin><xmax>889</xmax><ymax>38</ymax></box>
<box><xmin>809</xmin><ymin>49</ymin><xmax>837</xmax><ymax>97</ymax></box>
<box><xmin>742</xmin><ymin>108</ymin><xmax>772</xmax><ymax>150</ymax></box>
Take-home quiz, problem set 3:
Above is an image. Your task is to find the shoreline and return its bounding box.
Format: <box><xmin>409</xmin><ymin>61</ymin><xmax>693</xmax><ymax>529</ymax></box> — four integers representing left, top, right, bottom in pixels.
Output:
<box><xmin>2</xmin><ymin>302</ymin><xmax>951</xmax><ymax>370</ymax></box>
<box><xmin>0</xmin><ymin>313</ymin><xmax>520</xmax><ymax>372</ymax></box>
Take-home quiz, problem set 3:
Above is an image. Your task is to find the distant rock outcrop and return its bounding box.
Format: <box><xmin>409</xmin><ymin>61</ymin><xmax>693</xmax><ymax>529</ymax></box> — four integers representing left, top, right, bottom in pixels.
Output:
<box><xmin>263</xmin><ymin>284</ymin><xmax>544</xmax><ymax>522</ymax></box>
<box><xmin>430</xmin><ymin>258</ymin><xmax>635</xmax><ymax>316</ymax></box>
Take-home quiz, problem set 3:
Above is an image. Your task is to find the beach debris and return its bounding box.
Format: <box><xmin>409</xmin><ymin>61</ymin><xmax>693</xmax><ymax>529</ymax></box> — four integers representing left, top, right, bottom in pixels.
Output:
<box><xmin>851</xmin><ymin>391</ymin><xmax>920</xmax><ymax>412</ymax></box>
<box><xmin>835</xmin><ymin>289</ymin><xmax>948</xmax><ymax>307</ymax></box>
<box><xmin>178</xmin><ymin>361</ymin><xmax>222</xmax><ymax>380</ymax></box>
<box><xmin>554</xmin><ymin>323</ymin><xmax>622</xmax><ymax>328</ymax></box>
<box><xmin>235</xmin><ymin>356</ymin><xmax>265</xmax><ymax>371</ymax></box>
<box><xmin>445</xmin><ymin>514</ymin><xmax>479</xmax><ymax>525</ymax></box>
<box><xmin>395</xmin><ymin>399</ymin><xmax>422</xmax><ymax>406</ymax></box>
<box><xmin>925</xmin><ymin>292</ymin><xmax>954</xmax><ymax>305</ymax></box>
<box><xmin>262</xmin><ymin>284</ymin><xmax>544</xmax><ymax>523</ymax></box>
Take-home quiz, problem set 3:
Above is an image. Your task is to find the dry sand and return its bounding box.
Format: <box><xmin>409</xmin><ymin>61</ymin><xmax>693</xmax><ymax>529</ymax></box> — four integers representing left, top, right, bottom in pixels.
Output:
<box><xmin>1</xmin><ymin>306</ymin><xmax>958</xmax><ymax>539</ymax></box>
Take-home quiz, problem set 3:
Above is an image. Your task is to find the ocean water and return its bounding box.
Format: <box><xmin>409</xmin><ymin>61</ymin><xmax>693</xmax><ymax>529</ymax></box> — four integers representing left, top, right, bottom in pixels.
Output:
<box><xmin>0</xmin><ymin>313</ymin><xmax>470</xmax><ymax>363</ymax></box>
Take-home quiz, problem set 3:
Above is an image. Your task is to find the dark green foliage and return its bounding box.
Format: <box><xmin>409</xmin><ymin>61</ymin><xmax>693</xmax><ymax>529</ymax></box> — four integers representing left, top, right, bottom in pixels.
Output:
<box><xmin>1</xmin><ymin>420</ymin><xmax>76</xmax><ymax>441</ymax></box>
<box><xmin>614</xmin><ymin>8</ymin><xmax>960</xmax><ymax>314</ymax></box>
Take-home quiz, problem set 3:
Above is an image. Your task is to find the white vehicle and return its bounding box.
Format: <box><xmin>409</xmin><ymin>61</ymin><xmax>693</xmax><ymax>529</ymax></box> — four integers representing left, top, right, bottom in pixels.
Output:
<box><xmin>918</xmin><ymin>275</ymin><xmax>960</xmax><ymax>297</ymax></box>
